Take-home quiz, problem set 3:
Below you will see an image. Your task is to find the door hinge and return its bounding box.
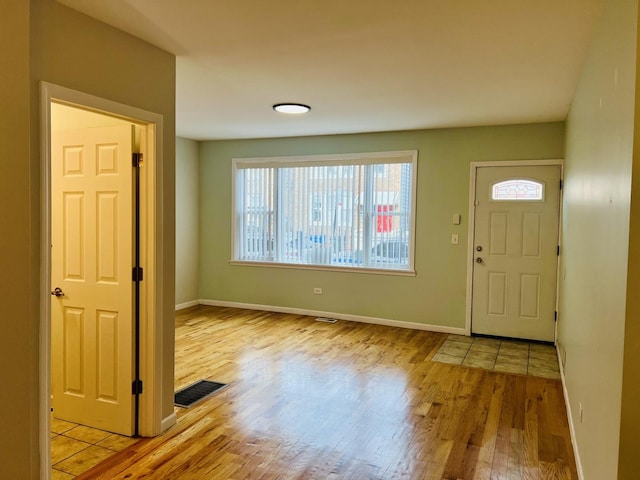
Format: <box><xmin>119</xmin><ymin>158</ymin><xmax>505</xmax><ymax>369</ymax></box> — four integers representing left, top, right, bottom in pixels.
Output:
<box><xmin>132</xmin><ymin>152</ymin><xmax>143</xmax><ymax>167</ymax></box>
<box><xmin>554</xmin><ymin>311</ymin><xmax>558</xmax><ymax>322</ymax></box>
<box><xmin>559</xmin><ymin>179</ymin><xmax>563</xmax><ymax>190</ymax></box>
<box><xmin>557</xmin><ymin>245</ymin><xmax>560</xmax><ymax>256</ymax></box>
<box><xmin>132</xmin><ymin>379</ymin><xmax>143</xmax><ymax>395</ymax></box>
<box><xmin>132</xmin><ymin>266</ymin><xmax>144</xmax><ymax>282</ymax></box>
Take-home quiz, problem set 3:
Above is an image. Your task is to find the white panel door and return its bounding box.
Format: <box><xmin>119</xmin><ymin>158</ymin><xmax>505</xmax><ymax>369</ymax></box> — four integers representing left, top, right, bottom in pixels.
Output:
<box><xmin>51</xmin><ymin>124</ymin><xmax>135</xmax><ymax>436</ymax></box>
<box><xmin>471</xmin><ymin>165</ymin><xmax>561</xmax><ymax>342</ymax></box>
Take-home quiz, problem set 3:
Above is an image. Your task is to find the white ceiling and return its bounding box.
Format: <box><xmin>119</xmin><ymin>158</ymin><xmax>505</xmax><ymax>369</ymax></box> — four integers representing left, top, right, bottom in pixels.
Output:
<box><xmin>57</xmin><ymin>0</ymin><xmax>602</xmax><ymax>141</ymax></box>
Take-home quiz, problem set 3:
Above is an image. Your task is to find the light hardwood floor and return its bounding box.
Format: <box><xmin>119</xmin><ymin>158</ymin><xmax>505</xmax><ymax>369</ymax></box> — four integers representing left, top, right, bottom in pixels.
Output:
<box><xmin>77</xmin><ymin>305</ymin><xmax>577</xmax><ymax>479</ymax></box>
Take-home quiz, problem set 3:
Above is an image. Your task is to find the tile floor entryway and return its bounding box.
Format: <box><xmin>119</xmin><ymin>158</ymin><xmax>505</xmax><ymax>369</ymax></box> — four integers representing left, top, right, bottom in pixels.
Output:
<box><xmin>51</xmin><ymin>416</ymin><xmax>139</xmax><ymax>479</ymax></box>
<box><xmin>431</xmin><ymin>334</ymin><xmax>561</xmax><ymax>379</ymax></box>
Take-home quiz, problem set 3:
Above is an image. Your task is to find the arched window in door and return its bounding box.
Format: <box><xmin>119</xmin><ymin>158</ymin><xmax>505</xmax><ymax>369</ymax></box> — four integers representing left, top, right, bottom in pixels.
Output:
<box><xmin>491</xmin><ymin>179</ymin><xmax>544</xmax><ymax>201</ymax></box>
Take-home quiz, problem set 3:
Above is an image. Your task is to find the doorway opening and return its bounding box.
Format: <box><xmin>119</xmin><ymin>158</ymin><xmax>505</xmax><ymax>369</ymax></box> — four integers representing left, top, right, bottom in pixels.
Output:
<box><xmin>466</xmin><ymin>160</ymin><xmax>563</xmax><ymax>342</ymax></box>
<box><xmin>39</xmin><ymin>82</ymin><xmax>171</xmax><ymax>479</ymax></box>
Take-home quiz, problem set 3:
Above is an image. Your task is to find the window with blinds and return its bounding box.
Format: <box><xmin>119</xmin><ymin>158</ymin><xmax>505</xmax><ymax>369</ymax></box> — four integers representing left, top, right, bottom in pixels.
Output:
<box><xmin>232</xmin><ymin>150</ymin><xmax>417</xmax><ymax>273</ymax></box>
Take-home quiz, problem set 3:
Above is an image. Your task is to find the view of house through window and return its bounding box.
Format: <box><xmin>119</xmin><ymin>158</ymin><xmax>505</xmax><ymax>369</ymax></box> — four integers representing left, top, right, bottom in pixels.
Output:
<box><xmin>233</xmin><ymin>151</ymin><xmax>417</xmax><ymax>272</ymax></box>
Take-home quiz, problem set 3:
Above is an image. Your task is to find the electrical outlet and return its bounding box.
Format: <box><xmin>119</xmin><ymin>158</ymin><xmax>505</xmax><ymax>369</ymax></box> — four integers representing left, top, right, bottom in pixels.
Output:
<box><xmin>451</xmin><ymin>233</ymin><xmax>459</xmax><ymax>245</ymax></box>
<box><xmin>313</xmin><ymin>287</ymin><xmax>323</xmax><ymax>295</ymax></box>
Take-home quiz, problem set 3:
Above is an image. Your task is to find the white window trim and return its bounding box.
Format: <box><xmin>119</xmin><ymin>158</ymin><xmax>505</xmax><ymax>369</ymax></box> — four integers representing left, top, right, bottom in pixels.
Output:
<box><xmin>231</xmin><ymin>150</ymin><xmax>418</xmax><ymax>275</ymax></box>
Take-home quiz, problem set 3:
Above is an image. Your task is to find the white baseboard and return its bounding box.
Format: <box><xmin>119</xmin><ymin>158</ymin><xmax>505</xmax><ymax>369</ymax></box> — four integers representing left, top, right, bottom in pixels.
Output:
<box><xmin>198</xmin><ymin>299</ymin><xmax>467</xmax><ymax>335</ymax></box>
<box><xmin>558</xmin><ymin>349</ymin><xmax>584</xmax><ymax>480</ymax></box>
<box><xmin>161</xmin><ymin>412</ymin><xmax>177</xmax><ymax>433</ymax></box>
<box><xmin>175</xmin><ymin>300</ymin><xmax>199</xmax><ymax>311</ymax></box>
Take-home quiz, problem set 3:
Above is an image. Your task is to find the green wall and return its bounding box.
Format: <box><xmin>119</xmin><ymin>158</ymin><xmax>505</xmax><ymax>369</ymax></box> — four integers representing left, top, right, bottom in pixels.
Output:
<box><xmin>621</xmin><ymin>53</ymin><xmax>640</xmax><ymax>476</ymax></box>
<box><xmin>30</xmin><ymin>0</ymin><xmax>177</xmax><ymax>433</ymax></box>
<box><xmin>0</xmin><ymin>2</ymin><xmax>37</xmax><ymax>478</ymax></box>
<box><xmin>561</xmin><ymin>0</ymin><xmax>638</xmax><ymax>478</ymax></box>
<box><xmin>619</xmin><ymin>1</ymin><xmax>640</xmax><ymax>477</ymax></box>
<box><xmin>199</xmin><ymin>122</ymin><xmax>564</xmax><ymax>328</ymax></box>
<box><xmin>176</xmin><ymin>137</ymin><xmax>200</xmax><ymax>306</ymax></box>
<box><xmin>0</xmin><ymin>1</ymin><xmax>175</xmax><ymax>477</ymax></box>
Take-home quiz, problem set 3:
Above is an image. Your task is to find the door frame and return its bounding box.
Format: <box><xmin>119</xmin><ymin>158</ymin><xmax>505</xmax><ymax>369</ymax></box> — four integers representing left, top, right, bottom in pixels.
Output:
<box><xmin>39</xmin><ymin>82</ymin><xmax>169</xmax><ymax>477</ymax></box>
<box><xmin>465</xmin><ymin>159</ymin><xmax>564</xmax><ymax>339</ymax></box>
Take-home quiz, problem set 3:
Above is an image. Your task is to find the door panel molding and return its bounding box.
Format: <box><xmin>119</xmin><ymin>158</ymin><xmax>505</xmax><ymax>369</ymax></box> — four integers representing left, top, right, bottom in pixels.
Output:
<box><xmin>465</xmin><ymin>159</ymin><xmax>563</xmax><ymax>338</ymax></box>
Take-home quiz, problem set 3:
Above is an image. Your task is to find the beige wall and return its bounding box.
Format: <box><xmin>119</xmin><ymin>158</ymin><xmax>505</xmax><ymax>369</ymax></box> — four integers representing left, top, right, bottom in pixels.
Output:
<box><xmin>176</xmin><ymin>137</ymin><xmax>200</xmax><ymax>306</ymax></box>
<box><xmin>199</xmin><ymin>123</ymin><xmax>564</xmax><ymax>328</ymax></box>
<box><xmin>0</xmin><ymin>2</ymin><xmax>38</xmax><ymax>478</ymax></box>
<box><xmin>560</xmin><ymin>0</ymin><xmax>638</xmax><ymax>478</ymax></box>
<box><xmin>0</xmin><ymin>1</ymin><xmax>176</xmax><ymax>477</ymax></box>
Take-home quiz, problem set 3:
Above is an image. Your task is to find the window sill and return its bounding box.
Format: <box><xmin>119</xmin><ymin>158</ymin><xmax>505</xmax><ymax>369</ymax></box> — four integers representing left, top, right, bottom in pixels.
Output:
<box><xmin>229</xmin><ymin>260</ymin><xmax>417</xmax><ymax>277</ymax></box>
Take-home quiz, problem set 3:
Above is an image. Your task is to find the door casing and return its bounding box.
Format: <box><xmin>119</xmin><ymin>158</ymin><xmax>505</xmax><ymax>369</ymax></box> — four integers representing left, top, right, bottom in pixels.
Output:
<box><xmin>39</xmin><ymin>82</ymin><xmax>172</xmax><ymax>478</ymax></box>
<box><xmin>465</xmin><ymin>159</ymin><xmax>564</xmax><ymax>340</ymax></box>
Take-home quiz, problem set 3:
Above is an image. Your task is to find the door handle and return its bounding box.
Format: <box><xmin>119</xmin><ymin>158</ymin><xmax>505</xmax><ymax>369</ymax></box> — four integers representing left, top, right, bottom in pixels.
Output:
<box><xmin>51</xmin><ymin>287</ymin><xmax>65</xmax><ymax>297</ymax></box>
<box><xmin>476</xmin><ymin>257</ymin><xmax>483</xmax><ymax>264</ymax></box>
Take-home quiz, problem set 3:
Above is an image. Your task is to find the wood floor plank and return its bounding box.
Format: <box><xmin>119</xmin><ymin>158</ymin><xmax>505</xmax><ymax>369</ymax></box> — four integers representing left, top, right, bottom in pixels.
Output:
<box><xmin>472</xmin><ymin>375</ymin><xmax>505</xmax><ymax>480</ymax></box>
<box><xmin>78</xmin><ymin>306</ymin><xmax>578</xmax><ymax>480</ymax></box>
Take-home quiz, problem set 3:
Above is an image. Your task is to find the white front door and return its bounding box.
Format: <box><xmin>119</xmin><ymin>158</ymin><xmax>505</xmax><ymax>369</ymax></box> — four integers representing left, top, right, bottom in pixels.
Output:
<box><xmin>471</xmin><ymin>165</ymin><xmax>561</xmax><ymax>342</ymax></box>
<box><xmin>51</xmin><ymin>124</ymin><xmax>135</xmax><ymax>436</ymax></box>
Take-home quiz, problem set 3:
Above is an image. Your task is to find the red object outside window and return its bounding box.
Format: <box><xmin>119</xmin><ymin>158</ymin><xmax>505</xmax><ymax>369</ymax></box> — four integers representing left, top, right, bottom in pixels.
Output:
<box><xmin>377</xmin><ymin>205</ymin><xmax>393</xmax><ymax>232</ymax></box>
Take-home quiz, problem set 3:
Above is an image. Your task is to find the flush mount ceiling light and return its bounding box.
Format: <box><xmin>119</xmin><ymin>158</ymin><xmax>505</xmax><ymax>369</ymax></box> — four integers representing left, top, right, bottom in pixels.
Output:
<box><xmin>273</xmin><ymin>103</ymin><xmax>311</xmax><ymax>114</ymax></box>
